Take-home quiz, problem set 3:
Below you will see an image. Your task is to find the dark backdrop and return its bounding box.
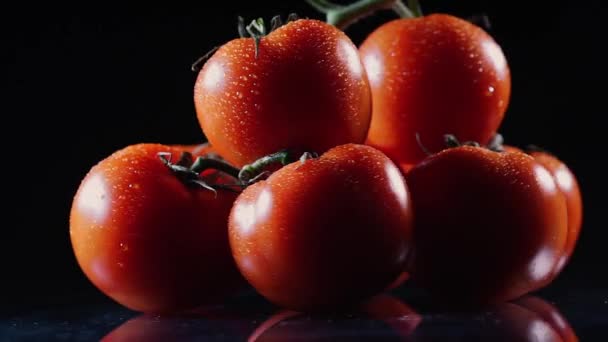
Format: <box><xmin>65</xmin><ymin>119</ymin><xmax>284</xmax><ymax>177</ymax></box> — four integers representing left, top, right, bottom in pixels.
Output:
<box><xmin>5</xmin><ymin>0</ymin><xmax>606</xmax><ymax>309</ymax></box>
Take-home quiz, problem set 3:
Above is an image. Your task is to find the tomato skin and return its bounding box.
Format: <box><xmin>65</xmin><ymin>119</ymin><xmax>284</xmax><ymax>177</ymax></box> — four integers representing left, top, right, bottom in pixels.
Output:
<box><xmin>361</xmin><ymin>14</ymin><xmax>510</xmax><ymax>164</ymax></box>
<box><xmin>70</xmin><ymin>144</ymin><xmax>242</xmax><ymax>313</ymax></box>
<box><xmin>194</xmin><ymin>19</ymin><xmax>372</xmax><ymax>167</ymax></box>
<box><xmin>528</xmin><ymin>151</ymin><xmax>582</xmax><ymax>278</ymax></box>
<box><xmin>229</xmin><ymin>144</ymin><xmax>413</xmax><ymax>311</ymax></box>
<box><xmin>405</xmin><ymin>147</ymin><xmax>567</xmax><ymax>306</ymax></box>
<box><xmin>503</xmin><ymin>146</ymin><xmax>582</xmax><ymax>280</ymax></box>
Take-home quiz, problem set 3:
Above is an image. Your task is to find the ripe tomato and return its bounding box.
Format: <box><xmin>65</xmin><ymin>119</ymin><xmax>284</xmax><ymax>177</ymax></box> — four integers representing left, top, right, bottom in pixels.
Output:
<box><xmin>194</xmin><ymin>18</ymin><xmax>372</xmax><ymax>167</ymax></box>
<box><xmin>70</xmin><ymin>144</ymin><xmax>243</xmax><ymax>313</ymax></box>
<box><xmin>360</xmin><ymin>14</ymin><xmax>510</xmax><ymax>164</ymax></box>
<box><xmin>502</xmin><ymin>145</ymin><xmax>582</xmax><ymax>281</ymax></box>
<box><xmin>229</xmin><ymin>144</ymin><xmax>413</xmax><ymax>311</ymax></box>
<box><xmin>527</xmin><ymin>151</ymin><xmax>582</xmax><ymax>279</ymax></box>
<box><xmin>405</xmin><ymin>146</ymin><xmax>567</xmax><ymax>306</ymax></box>
<box><xmin>248</xmin><ymin>295</ymin><xmax>421</xmax><ymax>341</ymax></box>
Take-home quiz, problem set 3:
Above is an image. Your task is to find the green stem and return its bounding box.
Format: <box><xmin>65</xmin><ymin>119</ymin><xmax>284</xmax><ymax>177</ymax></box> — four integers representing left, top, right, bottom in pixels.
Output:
<box><xmin>306</xmin><ymin>0</ymin><xmax>416</xmax><ymax>30</ymax></box>
<box><xmin>191</xmin><ymin>157</ymin><xmax>241</xmax><ymax>180</ymax></box>
<box><xmin>406</xmin><ymin>0</ymin><xmax>422</xmax><ymax>17</ymax></box>
<box><xmin>239</xmin><ymin>150</ymin><xmax>292</xmax><ymax>183</ymax></box>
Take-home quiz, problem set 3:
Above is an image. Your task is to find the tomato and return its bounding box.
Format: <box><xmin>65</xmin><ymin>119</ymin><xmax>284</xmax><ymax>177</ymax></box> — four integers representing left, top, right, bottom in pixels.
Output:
<box><xmin>527</xmin><ymin>151</ymin><xmax>582</xmax><ymax>279</ymax></box>
<box><xmin>248</xmin><ymin>295</ymin><xmax>421</xmax><ymax>341</ymax></box>
<box><xmin>70</xmin><ymin>144</ymin><xmax>243</xmax><ymax>313</ymax></box>
<box><xmin>405</xmin><ymin>146</ymin><xmax>567</xmax><ymax>306</ymax></box>
<box><xmin>194</xmin><ymin>18</ymin><xmax>372</xmax><ymax>167</ymax></box>
<box><xmin>503</xmin><ymin>145</ymin><xmax>582</xmax><ymax>281</ymax></box>
<box><xmin>229</xmin><ymin>144</ymin><xmax>413</xmax><ymax>311</ymax></box>
<box><xmin>360</xmin><ymin>14</ymin><xmax>510</xmax><ymax>164</ymax></box>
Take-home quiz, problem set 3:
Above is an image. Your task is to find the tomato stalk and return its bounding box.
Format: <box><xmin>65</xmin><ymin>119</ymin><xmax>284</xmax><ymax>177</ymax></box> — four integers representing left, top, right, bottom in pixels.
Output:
<box><xmin>238</xmin><ymin>150</ymin><xmax>293</xmax><ymax>183</ymax></box>
<box><xmin>305</xmin><ymin>0</ymin><xmax>420</xmax><ymax>30</ymax></box>
<box><xmin>238</xmin><ymin>14</ymin><xmax>299</xmax><ymax>58</ymax></box>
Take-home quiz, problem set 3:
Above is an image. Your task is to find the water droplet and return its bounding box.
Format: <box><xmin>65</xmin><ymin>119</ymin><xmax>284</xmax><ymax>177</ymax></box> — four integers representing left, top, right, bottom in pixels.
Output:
<box><xmin>120</xmin><ymin>243</ymin><xmax>129</xmax><ymax>252</ymax></box>
<box><xmin>485</xmin><ymin>86</ymin><xmax>495</xmax><ymax>96</ymax></box>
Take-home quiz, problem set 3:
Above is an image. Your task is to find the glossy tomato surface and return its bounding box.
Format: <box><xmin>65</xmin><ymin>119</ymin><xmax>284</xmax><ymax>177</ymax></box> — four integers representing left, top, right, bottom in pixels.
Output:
<box><xmin>529</xmin><ymin>151</ymin><xmax>582</xmax><ymax>278</ymax></box>
<box><xmin>361</xmin><ymin>14</ymin><xmax>510</xmax><ymax>164</ymax></box>
<box><xmin>406</xmin><ymin>146</ymin><xmax>567</xmax><ymax>306</ymax></box>
<box><xmin>195</xmin><ymin>19</ymin><xmax>371</xmax><ymax>167</ymax></box>
<box><xmin>229</xmin><ymin>144</ymin><xmax>413</xmax><ymax>311</ymax></box>
<box><xmin>70</xmin><ymin>144</ymin><xmax>242</xmax><ymax>313</ymax></box>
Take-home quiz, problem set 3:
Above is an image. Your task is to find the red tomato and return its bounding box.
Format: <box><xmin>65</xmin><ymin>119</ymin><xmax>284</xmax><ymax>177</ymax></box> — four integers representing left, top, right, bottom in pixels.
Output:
<box><xmin>70</xmin><ymin>144</ymin><xmax>243</xmax><ymax>313</ymax></box>
<box><xmin>248</xmin><ymin>295</ymin><xmax>421</xmax><ymax>341</ymax></box>
<box><xmin>229</xmin><ymin>144</ymin><xmax>413</xmax><ymax>311</ymax></box>
<box><xmin>194</xmin><ymin>19</ymin><xmax>372</xmax><ymax>167</ymax></box>
<box><xmin>503</xmin><ymin>145</ymin><xmax>582</xmax><ymax>281</ymax></box>
<box><xmin>405</xmin><ymin>146</ymin><xmax>567</xmax><ymax>306</ymax></box>
<box><xmin>528</xmin><ymin>151</ymin><xmax>582</xmax><ymax>279</ymax></box>
<box><xmin>361</xmin><ymin>14</ymin><xmax>510</xmax><ymax>164</ymax></box>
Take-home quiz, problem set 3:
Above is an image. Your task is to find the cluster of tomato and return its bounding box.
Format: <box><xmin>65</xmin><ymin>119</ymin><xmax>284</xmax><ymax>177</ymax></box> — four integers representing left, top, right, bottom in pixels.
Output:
<box><xmin>70</xmin><ymin>0</ymin><xmax>582</xmax><ymax>314</ymax></box>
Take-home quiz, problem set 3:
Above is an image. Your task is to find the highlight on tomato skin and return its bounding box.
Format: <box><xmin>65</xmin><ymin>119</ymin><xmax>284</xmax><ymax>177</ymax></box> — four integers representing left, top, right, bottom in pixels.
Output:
<box><xmin>69</xmin><ymin>143</ymin><xmax>244</xmax><ymax>314</ymax></box>
<box><xmin>501</xmin><ymin>144</ymin><xmax>583</xmax><ymax>284</ymax></box>
<box><xmin>248</xmin><ymin>295</ymin><xmax>421</xmax><ymax>342</ymax></box>
<box><xmin>194</xmin><ymin>17</ymin><xmax>372</xmax><ymax>167</ymax></box>
<box><xmin>405</xmin><ymin>145</ymin><xmax>568</xmax><ymax>307</ymax></box>
<box><xmin>527</xmin><ymin>151</ymin><xmax>582</xmax><ymax>281</ymax></box>
<box><xmin>229</xmin><ymin>144</ymin><xmax>414</xmax><ymax>312</ymax></box>
<box><xmin>360</xmin><ymin>12</ymin><xmax>511</xmax><ymax>165</ymax></box>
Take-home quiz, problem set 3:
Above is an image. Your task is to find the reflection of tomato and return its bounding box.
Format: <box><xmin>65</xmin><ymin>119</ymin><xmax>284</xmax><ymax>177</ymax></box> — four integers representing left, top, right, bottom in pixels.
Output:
<box><xmin>230</xmin><ymin>144</ymin><xmax>413</xmax><ymax>311</ymax></box>
<box><xmin>70</xmin><ymin>144</ymin><xmax>243</xmax><ymax>313</ymax></box>
<box><xmin>361</xmin><ymin>14</ymin><xmax>510</xmax><ymax>165</ymax></box>
<box><xmin>515</xmin><ymin>296</ymin><xmax>578</xmax><ymax>342</ymax></box>
<box><xmin>249</xmin><ymin>295</ymin><xmax>421</xmax><ymax>341</ymax></box>
<box><xmin>406</xmin><ymin>146</ymin><xmax>567</xmax><ymax>306</ymax></box>
<box><xmin>412</xmin><ymin>296</ymin><xmax>575</xmax><ymax>341</ymax></box>
<box><xmin>194</xmin><ymin>19</ymin><xmax>371</xmax><ymax>167</ymax></box>
<box><xmin>101</xmin><ymin>308</ymin><xmax>253</xmax><ymax>341</ymax></box>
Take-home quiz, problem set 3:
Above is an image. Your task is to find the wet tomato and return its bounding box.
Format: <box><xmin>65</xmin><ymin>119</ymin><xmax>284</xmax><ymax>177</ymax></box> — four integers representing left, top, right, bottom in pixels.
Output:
<box><xmin>194</xmin><ymin>18</ymin><xmax>371</xmax><ymax>167</ymax></box>
<box><xmin>70</xmin><ymin>144</ymin><xmax>243</xmax><ymax>313</ymax></box>
<box><xmin>360</xmin><ymin>14</ymin><xmax>510</xmax><ymax>164</ymax></box>
<box><xmin>229</xmin><ymin>144</ymin><xmax>413</xmax><ymax>311</ymax></box>
<box><xmin>406</xmin><ymin>146</ymin><xmax>567</xmax><ymax>306</ymax></box>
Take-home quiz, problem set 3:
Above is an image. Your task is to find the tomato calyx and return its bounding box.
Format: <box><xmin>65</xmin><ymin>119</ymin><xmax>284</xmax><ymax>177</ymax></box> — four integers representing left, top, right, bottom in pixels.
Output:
<box><xmin>306</xmin><ymin>0</ymin><xmax>420</xmax><ymax>30</ymax></box>
<box><xmin>158</xmin><ymin>152</ymin><xmax>241</xmax><ymax>193</ymax></box>
<box><xmin>237</xmin><ymin>13</ymin><xmax>299</xmax><ymax>58</ymax></box>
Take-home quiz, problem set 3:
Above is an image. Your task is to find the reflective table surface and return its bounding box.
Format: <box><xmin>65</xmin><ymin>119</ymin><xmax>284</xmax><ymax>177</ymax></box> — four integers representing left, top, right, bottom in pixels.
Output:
<box><xmin>4</xmin><ymin>286</ymin><xmax>608</xmax><ymax>341</ymax></box>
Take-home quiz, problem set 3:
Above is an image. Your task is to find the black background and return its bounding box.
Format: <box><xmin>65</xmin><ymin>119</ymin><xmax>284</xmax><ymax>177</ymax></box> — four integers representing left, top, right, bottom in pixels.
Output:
<box><xmin>5</xmin><ymin>0</ymin><xmax>606</xmax><ymax>310</ymax></box>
